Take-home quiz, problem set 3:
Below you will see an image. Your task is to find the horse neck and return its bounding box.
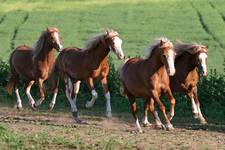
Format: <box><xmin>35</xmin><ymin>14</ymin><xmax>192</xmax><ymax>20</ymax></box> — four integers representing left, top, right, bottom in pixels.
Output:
<box><xmin>89</xmin><ymin>41</ymin><xmax>110</xmax><ymax>69</ymax></box>
<box><xmin>145</xmin><ymin>48</ymin><xmax>164</xmax><ymax>72</ymax></box>
<box><xmin>177</xmin><ymin>53</ymin><xmax>198</xmax><ymax>73</ymax></box>
<box><xmin>34</xmin><ymin>42</ymin><xmax>55</xmax><ymax>67</ymax></box>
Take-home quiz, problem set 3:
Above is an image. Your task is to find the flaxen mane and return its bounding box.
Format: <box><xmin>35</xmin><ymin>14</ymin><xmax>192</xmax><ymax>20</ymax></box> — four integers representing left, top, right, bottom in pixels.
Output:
<box><xmin>32</xmin><ymin>31</ymin><xmax>48</xmax><ymax>59</ymax></box>
<box><xmin>83</xmin><ymin>30</ymin><xmax>118</xmax><ymax>51</ymax></box>
<box><xmin>145</xmin><ymin>37</ymin><xmax>172</xmax><ymax>58</ymax></box>
<box><xmin>174</xmin><ymin>42</ymin><xmax>207</xmax><ymax>56</ymax></box>
<box><xmin>83</xmin><ymin>33</ymin><xmax>106</xmax><ymax>51</ymax></box>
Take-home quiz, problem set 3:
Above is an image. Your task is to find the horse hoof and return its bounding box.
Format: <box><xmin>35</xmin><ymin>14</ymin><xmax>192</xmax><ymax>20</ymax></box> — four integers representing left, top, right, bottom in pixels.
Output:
<box><xmin>17</xmin><ymin>106</ymin><xmax>23</xmax><ymax>111</ymax></box>
<box><xmin>167</xmin><ymin>114</ymin><xmax>174</xmax><ymax>121</ymax></box>
<box><xmin>143</xmin><ymin>122</ymin><xmax>152</xmax><ymax>127</ymax></box>
<box><xmin>131</xmin><ymin>128</ymin><xmax>143</xmax><ymax>134</ymax></box>
<box><xmin>85</xmin><ymin>101</ymin><xmax>94</xmax><ymax>108</ymax></box>
<box><xmin>48</xmin><ymin>103</ymin><xmax>55</xmax><ymax>111</ymax></box>
<box><xmin>35</xmin><ymin>100</ymin><xmax>43</xmax><ymax>107</ymax></box>
<box><xmin>199</xmin><ymin>118</ymin><xmax>207</xmax><ymax>125</ymax></box>
<box><xmin>155</xmin><ymin>124</ymin><xmax>166</xmax><ymax>130</ymax></box>
<box><xmin>106</xmin><ymin>111</ymin><xmax>112</xmax><ymax>118</ymax></box>
<box><xmin>74</xmin><ymin>118</ymin><xmax>88</xmax><ymax>124</ymax></box>
<box><xmin>193</xmin><ymin>113</ymin><xmax>199</xmax><ymax>119</ymax></box>
<box><xmin>166</xmin><ymin>124</ymin><xmax>174</xmax><ymax>131</ymax></box>
<box><xmin>31</xmin><ymin>105</ymin><xmax>37</xmax><ymax>111</ymax></box>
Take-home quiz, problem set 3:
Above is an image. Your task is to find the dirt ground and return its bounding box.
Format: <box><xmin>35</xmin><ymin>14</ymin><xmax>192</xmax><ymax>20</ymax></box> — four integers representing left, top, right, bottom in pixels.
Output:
<box><xmin>0</xmin><ymin>106</ymin><xmax>225</xmax><ymax>150</ymax></box>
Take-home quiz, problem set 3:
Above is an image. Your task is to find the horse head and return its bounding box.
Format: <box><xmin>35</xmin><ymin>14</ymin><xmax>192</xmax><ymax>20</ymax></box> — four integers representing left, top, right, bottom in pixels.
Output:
<box><xmin>159</xmin><ymin>38</ymin><xmax>176</xmax><ymax>76</ymax></box>
<box><xmin>104</xmin><ymin>30</ymin><xmax>125</xmax><ymax>60</ymax></box>
<box><xmin>46</xmin><ymin>27</ymin><xmax>63</xmax><ymax>52</ymax></box>
<box><xmin>193</xmin><ymin>45</ymin><xmax>208</xmax><ymax>77</ymax></box>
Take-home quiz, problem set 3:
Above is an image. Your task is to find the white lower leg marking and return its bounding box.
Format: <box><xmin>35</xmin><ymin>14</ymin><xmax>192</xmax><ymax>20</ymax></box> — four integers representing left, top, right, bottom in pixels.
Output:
<box><xmin>136</xmin><ymin>118</ymin><xmax>142</xmax><ymax>131</ymax></box>
<box><xmin>197</xmin><ymin>105</ymin><xmax>203</xmax><ymax>118</ymax></box>
<box><xmin>142</xmin><ymin>115</ymin><xmax>150</xmax><ymax>124</ymax></box>
<box><xmin>15</xmin><ymin>88</ymin><xmax>22</xmax><ymax>108</ymax></box>
<box><xmin>154</xmin><ymin>111</ymin><xmax>162</xmax><ymax>125</ymax></box>
<box><xmin>66</xmin><ymin>81</ymin><xmax>80</xmax><ymax>112</ymax></box>
<box><xmin>26</xmin><ymin>81</ymin><xmax>35</xmax><ymax>105</ymax></box>
<box><xmin>191</xmin><ymin>97</ymin><xmax>198</xmax><ymax>114</ymax></box>
<box><xmin>50</xmin><ymin>92</ymin><xmax>58</xmax><ymax>105</ymax></box>
<box><xmin>86</xmin><ymin>89</ymin><xmax>98</xmax><ymax>108</ymax></box>
<box><xmin>105</xmin><ymin>91</ymin><xmax>111</xmax><ymax>112</ymax></box>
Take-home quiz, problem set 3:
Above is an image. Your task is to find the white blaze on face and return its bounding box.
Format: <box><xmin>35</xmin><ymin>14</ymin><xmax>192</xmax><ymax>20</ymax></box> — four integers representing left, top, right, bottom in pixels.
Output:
<box><xmin>53</xmin><ymin>32</ymin><xmax>63</xmax><ymax>50</ymax></box>
<box><xmin>167</xmin><ymin>49</ymin><xmax>175</xmax><ymax>76</ymax></box>
<box><xmin>199</xmin><ymin>53</ymin><xmax>208</xmax><ymax>76</ymax></box>
<box><xmin>112</xmin><ymin>37</ymin><xmax>124</xmax><ymax>59</ymax></box>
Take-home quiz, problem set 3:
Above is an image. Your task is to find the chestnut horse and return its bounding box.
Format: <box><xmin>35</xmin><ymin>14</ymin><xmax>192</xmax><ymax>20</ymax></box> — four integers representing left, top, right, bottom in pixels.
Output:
<box><xmin>143</xmin><ymin>42</ymin><xmax>208</xmax><ymax>127</ymax></box>
<box><xmin>6</xmin><ymin>28</ymin><xmax>62</xmax><ymax>110</ymax></box>
<box><xmin>49</xmin><ymin>30</ymin><xmax>124</xmax><ymax>122</ymax></box>
<box><xmin>120</xmin><ymin>38</ymin><xmax>176</xmax><ymax>132</ymax></box>
<box><xmin>49</xmin><ymin>48</ymin><xmax>112</xmax><ymax>117</ymax></box>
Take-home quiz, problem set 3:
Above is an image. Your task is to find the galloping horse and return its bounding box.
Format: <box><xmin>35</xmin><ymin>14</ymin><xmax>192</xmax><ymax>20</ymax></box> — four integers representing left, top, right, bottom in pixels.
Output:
<box><xmin>6</xmin><ymin>27</ymin><xmax>62</xmax><ymax>110</ymax></box>
<box><xmin>120</xmin><ymin>38</ymin><xmax>176</xmax><ymax>132</ymax></box>
<box><xmin>143</xmin><ymin>42</ymin><xmax>208</xmax><ymax>127</ymax></box>
<box><xmin>171</xmin><ymin>42</ymin><xmax>208</xmax><ymax>124</ymax></box>
<box><xmin>49</xmin><ymin>48</ymin><xmax>112</xmax><ymax>117</ymax></box>
<box><xmin>49</xmin><ymin>30</ymin><xmax>124</xmax><ymax>122</ymax></box>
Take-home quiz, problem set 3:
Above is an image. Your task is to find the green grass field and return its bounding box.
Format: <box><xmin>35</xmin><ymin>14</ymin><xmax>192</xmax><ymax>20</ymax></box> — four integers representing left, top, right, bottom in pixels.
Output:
<box><xmin>0</xmin><ymin>0</ymin><xmax>225</xmax><ymax>72</ymax></box>
<box><xmin>0</xmin><ymin>1</ymin><xmax>225</xmax><ymax>149</ymax></box>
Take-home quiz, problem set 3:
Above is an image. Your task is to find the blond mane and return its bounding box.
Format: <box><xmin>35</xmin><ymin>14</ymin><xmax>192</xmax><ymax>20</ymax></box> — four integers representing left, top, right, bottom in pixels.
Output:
<box><xmin>174</xmin><ymin>41</ymin><xmax>207</xmax><ymax>56</ymax></box>
<box><xmin>145</xmin><ymin>37</ymin><xmax>172</xmax><ymax>58</ymax></box>
<box><xmin>83</xmin><ymin>33</ymin><xmax>106</xmax><ymax>51</ymax></box>
<box><xmin>32</xmin><ymin>31</ymin><xmax>48</xmax><ymax>58</ymax></box>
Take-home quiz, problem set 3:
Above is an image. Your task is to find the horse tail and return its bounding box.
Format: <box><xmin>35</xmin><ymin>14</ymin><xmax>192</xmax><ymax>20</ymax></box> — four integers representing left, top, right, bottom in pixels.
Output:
<box><xmin>6</xmin><ymin>51</ymin><xmax>18</xmax><ymax>95</ymax></box>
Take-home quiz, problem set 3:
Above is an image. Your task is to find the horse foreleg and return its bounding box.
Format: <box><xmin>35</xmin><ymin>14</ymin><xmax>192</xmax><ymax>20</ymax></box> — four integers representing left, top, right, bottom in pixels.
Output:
<box><xmin>101</xmin><ymin>77</ymin><xmax>112</xmax><ymax>118</ymax></box>
<box><xmin>193</xmin><ymin>88</ymin><xmax>207</xmax><ymax>124</ymax></box>
<box><xmin>129</xmin><ymin>97</ymin><xmax>142</xmax><ymax>133</ymax></box>
<box><xmin>142</xmin><ymin>99</ymin><xmax>152</xmax><ymax>127</ymax></box>
<box><xmin>15</xmin><ymin>87</ymin><xmax>23</xmax><ymax>110</ymax></box>
<box><xmin>164</xmin><ymin>89</ymin><xmax>176</xmax><ymax>121</ymax></box>
<box><xmin>35</xmin><ymin>79</ymin><xmax>45</xmax><ymax>107</ymax></box>
<box><xmin>152</xmin><ymin>90</ymin><xmax>173</xmax><ymax>130</ymax></box>
<box><xmin>48</xmin><ymin>88</ymin><xmax>58</xmax><ymax>111</ymax></box>
<box><xmin>148</xmin><ymin>98</ymin><xmax>164</xmax><ymax>129</ymax></box>
<box><xmin>25</xmin><ymin>80</ymin><xmax>36</xmax><ymax>110</ymax></box>
<box><xmin>85</xmin><ymin>78</ymin><xmax>98</xmax><ymax>108</ymax></box>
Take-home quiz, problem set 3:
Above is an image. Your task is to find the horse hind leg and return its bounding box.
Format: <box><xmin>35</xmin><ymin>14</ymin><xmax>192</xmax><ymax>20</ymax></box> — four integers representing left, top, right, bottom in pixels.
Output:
<box><xmin>35</xmin><ymin>79</ymin><xmax>45</xmax><ymax>107</ymax></box>
<box><xmin>101</xmin><ymin>77</ymin><xmax>112</xmax><ymax>118</ymax></box>
<box><xmin>6</xmin><ymin>74</ymin><xmax>23</xmax><ymax>110</ymax></box>
<box><xmin>25</xmin><ymin>80</ymin><xmax>36</xmax><ymax>110</ymax></box>
<box><xmin>15</xmin><ymin>87</ymin><xmax>23</xmax><ymax>111</ymax></box>
<box><xmin>142</xmin><ymin>99</ymin><xmax>152</xmax><ymax>127</ymax></box>
<box><xmin>128</xmin><ymin>96</ymin><xmax>142</xmax><ymax>133</ymax></box>
<box><xmin>65</xmin><ymin>80</ymin><xmax>86</xmax><ymax>124</ymax></box>
<box><xmin>85</xmin><ymin>78</ymin><xmax>98</xmax><ymax>109</ymax></box>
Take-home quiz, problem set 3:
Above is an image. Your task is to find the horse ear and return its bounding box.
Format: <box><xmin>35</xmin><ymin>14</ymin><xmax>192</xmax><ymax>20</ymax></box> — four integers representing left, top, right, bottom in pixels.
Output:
<box><xmin>160</xmin><ymin>39</ymin><xmax>165</xmax><ymax>46</ymax></box>
<box><xmin>206</xmin><ymin>45</ymin><xmax>208</xmax><ymax>49</ymax></box>
<box><xmin>47</xmin><ymin>27</ymin><xmax>50</xmax><ymax>32</ymax></box>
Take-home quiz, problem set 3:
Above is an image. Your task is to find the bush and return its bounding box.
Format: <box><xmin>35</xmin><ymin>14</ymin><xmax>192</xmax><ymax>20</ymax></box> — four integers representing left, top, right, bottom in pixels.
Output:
<box><xmin>0</xmin><ymin>57</ymin><xmax>225</xmax><ymax>122</ymax></box>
